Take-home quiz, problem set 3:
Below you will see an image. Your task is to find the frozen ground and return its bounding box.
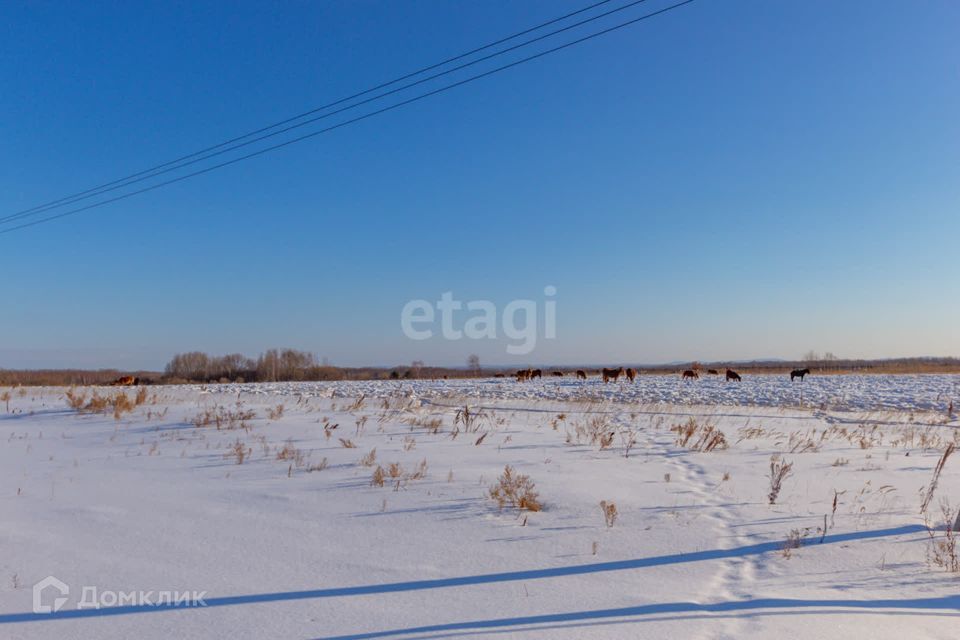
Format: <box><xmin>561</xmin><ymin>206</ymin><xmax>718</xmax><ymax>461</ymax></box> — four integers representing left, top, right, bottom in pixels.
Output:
<box><xmin>1</xmin><ymin>377</ymin><xmax>958</xmax><ymax>639</ymax></box>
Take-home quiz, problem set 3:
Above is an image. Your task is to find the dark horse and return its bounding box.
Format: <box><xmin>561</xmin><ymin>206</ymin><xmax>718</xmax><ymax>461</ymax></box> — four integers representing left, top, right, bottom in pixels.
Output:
<box><xmin>552</xmin><ymin>371</ymin><xmax>564</xmax><ymax>377</ymax></box>
<box><xmin>725</xmin><ymin>369</ymin><xmax>741</xmax><ymax>382</ymax></box>
<box><xmin>681</xmin><ymin>370</ymin><xmax>699</xmax><ymax>380</ymax></box>
<box><xmin>575</xmin><ymin>370</ymin><xmax>587</xmax><ymax>380</ymax></box>
<box><xmin>625</xmin><ymin>368</ymin><xmax>637</xmax><ymax>382</ymax></box>
<box><xmin>790</xmin><ymin>368</ymin><xmax>810</xmax><ymax>381</ymax></box>
<box><xmin>530</xmin><ymin>369</ymin><xmax>542</xmax><ymax>379</ymax></box>
<box><xmin>602</xmin><ymin>367</ymin><xmax>624</xmax><ymax>383</ymax></box>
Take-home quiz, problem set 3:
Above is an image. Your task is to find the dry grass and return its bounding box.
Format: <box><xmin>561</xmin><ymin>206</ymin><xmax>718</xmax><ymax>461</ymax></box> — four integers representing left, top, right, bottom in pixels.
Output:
<box><xmin>267</xmin><ymin>404</ymin><xmax>285</xmax><ymax>420</ymax></box>
<box><xmin>371</xmin><ymin>465</ymin><xmax>385</xmax><ymax>487</ymax></box>
<box><xmin>359</xmin><ymin>448</ymin><xmax>377</xmax><ymax>467</ymax></box>
<box><xmin>489</xmin><ymin>465</ymin><xmax>542</xmax><ymax>512</ymax></box>
<box><xmin>599</xmin><ymin>500</ymin><xmax>618</xmax><ymax>527</ymax></box>
<box><xmin>407</xmin><ymin>459</ymin><xmax>428</xmax><ymax>481</ymax></box>
<box><xmin>781</xmin><ymin>527</ymin><xmax>811</xmax><ymax>558</ymax></box>
<box><xmin>920</xmin><ymin>443</ymin><xmax>954</xmax><ymax>515</ymax></box>
<box><xmin>925</xmin><ymin>500</ymin><xmax>959</xmax><ymax>572</ymax></box>
<box><xmin>672</xmin><ymin>418</ymin><xmax>728</xmax><ymax>452</ymax></box>
<box><xmin>65</xmin><ymin>388</ymin><xmax>149</xmax><ymax>420</ymax></box>
<box><xmin>454</xmin><ymin>406</ymin><xmax>486</xmax><ymax>434</ymax></box>
<box><xmin>768</xmin><ymin>456</ymin><xmax>794</xmax><ymax>504</ymax></box>
<box><xmin>276</xmin><ymin>439</ymin><xmax>306</xmax><ymax>467</ymax></box>
<box><xmin>306</xmin><ymin>458</ymin><xmax>328</xmax><ymax>473</ymax></box>
<box><xmin>226</xmin><ymin>439</ymin><xmax>252</xmax><ymax>464</ymax></box>
<box><xmin>339</xmin><ymin>438</ymin><xmax>357</xmax><ymax>448</ymax></box>
<box><xmin>192</xmin><ymin>406</ymin><xmax>256</xmax><ymax>431</ymax></box>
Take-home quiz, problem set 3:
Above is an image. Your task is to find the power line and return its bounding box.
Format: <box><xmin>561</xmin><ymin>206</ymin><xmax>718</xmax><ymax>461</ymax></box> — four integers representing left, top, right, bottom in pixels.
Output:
<box><xmin>1</xmin><ymin>0</ymin><xmax>617</xmax><ymax>224</ymax></box>
<box><xmin>0</xmin><ymin>0</ymin><xmax>695</xmax><ymax>236</ymax></box>
<box><xmin>0</xmin><ymin>0</ymin><xmax>651</xmax><ymax>227</ymax></box>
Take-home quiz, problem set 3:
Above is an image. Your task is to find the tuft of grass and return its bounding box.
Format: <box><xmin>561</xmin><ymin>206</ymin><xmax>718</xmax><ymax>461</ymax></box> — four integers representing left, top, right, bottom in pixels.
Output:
<box><xmin>225</xmin><ymin>439</ymin><xmax>251</xmax><ymax>465</ymax></box>
<box><xmin>781</xmin><ymin>527</ymin><xmax>810</xmax><ymax>558</ymax></box>
<box><xmin>672</xmin><ymin>418</ymin><xmax>728</xmax><ymax>452</ymax></box>
<box><xmin>192</xmin><ymin>406</ymin><xmax>256</xmax><ymax>430</ymax></box>
<box><xmin>920</xmin><ymin>443</ymin><xmax>955</xmax><ymax>515</ymax></box>
<box><xmin>925</xmin><ymin>500</ymin><xmax>959</xmax><ymax>572</ymax></box>
<box><xmin>768</xmin><ymin>456</ymin><xmax>794</xmax><ymax>504</ymax></box>
<box><xmin>307</xmin><ymin>458</ymin><xmax>328</xmax><ymax>473</ymax></box>
<box><xmin>359</xmin><ymin>448</ymin><xmax>377</xmax><ymax>467</ymax></box>
<box><xmin>407</xmin><ymin>459</ymin><xmax>428</xmax><ymax>481</ymax></box>
<box><xmin>65</xmin><ymin>388</ymin><xmax>148</xmax><ymax>420</ymax></box>
<box><xmin>276</xmin><ymin>439</ymin><xmax>305</xmax><ymax>467</ymax></box>
<box><xmin>599</xmin><ymin>500</ymin><xmax>618</xmax><ymax>527</ymax></box>
<box><xmin>489</xmin><ymin>465</ymin><xmax>542</xmax><ymax>512</ymax></box>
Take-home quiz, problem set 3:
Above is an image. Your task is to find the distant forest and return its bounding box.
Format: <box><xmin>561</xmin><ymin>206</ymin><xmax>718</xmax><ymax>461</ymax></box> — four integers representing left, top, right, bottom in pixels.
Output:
<box><xmin>1</xmin><ymin>349</ymin><xmax>959</xmax><ymax>386</ymax></box>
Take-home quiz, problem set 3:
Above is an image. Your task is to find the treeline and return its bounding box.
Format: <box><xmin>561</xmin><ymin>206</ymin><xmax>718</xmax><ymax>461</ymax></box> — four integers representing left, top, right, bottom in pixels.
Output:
<box><xmin>0</xmin><ymin>369</ymin><xmax>158</xmax><ymax>387</ymax></box>
<box><xmin>162</xmin><ymin>350</ymin><xmax>477</xmax><ymax>383</ymax></box>
<box><xmin>164</xmin><ymin>349</ymin><xmax>343</xmax><ymax>383</ymax></box>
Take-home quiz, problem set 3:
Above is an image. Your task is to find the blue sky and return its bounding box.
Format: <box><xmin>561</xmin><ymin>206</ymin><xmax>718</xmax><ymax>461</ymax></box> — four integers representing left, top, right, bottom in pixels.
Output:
<box><xmin>1</xmin><ymin>0</ymin><xmax>958</xmax><ymax>369</ymax></box>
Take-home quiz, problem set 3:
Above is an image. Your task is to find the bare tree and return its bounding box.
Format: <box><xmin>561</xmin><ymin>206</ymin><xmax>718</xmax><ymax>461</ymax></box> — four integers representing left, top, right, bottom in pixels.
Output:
<box><xmin>467</xmin><ymin>354</ymin><xmax>481</xmax><ymax>377</ymax></box>
<box><xmin>411</xmin><ymin>360</ymin><xmax>424</xmax><ymax>379</ymax></box>
<box><xmin>802</xmin><ymin>350</ymin><xmax>820</xmax><ymax>362</ymax></box>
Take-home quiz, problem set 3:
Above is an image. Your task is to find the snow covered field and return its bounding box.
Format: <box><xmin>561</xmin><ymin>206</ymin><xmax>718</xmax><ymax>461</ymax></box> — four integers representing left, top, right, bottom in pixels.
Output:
<box><xmin>208</xmin><ymin>373</ymin><xmax>960</xmax><ymax>413</ymax></box>
<box><xmin>2</xmin><ymin>377</ymin><xmax>959</xmax><ymax>639</ymax></box>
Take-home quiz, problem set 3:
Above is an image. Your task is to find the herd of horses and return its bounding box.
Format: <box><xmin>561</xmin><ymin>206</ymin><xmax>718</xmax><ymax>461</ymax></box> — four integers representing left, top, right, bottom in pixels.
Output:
<box><xmin>505</xmin><ymin>367</ymin><xmax>813</xmax><ymax>383</ymax></box>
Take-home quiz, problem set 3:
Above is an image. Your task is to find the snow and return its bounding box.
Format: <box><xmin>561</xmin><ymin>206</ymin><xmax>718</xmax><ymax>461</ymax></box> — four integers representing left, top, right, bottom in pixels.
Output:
<box><xmin>1</xmin><ymin>377</ymin><xmax>958</xmax><ymax>639</ymax></box>
<box><xmin>204</xmin><ymin>373</ymin><xmax>960</xmax><ymax>413</ymax></box>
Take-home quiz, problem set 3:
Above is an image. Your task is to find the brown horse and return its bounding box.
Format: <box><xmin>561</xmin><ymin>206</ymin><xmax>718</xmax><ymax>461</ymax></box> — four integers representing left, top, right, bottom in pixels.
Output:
<box><xmin>681</xmin><ymin>370</ymin><xmax>699</xmax><ymax>380</ymax></box>
<box><xmin>530</xmin><ymin>369</ymin><xmax>542</xmax><ymax>379</ymax></box>
<box><xmin>725</xmin><ymin>369</ymin><xmax>741</xmax><ymax>382</ymax></box>
<box><xmin>575</xmin><ymin>370</ymin><xmax>587</xmax><ymax>380</ymax></box>
<box><xmin>516</xmin><ymin>369</ymin><xmax>532</xmax><ymax>382</ymax></box>
<box><xmin>551</xmin><ymin>371</ymin><xmax>564</xmax><ymax>377</ymax></box>
<box><xmin>707</xmin><ymin>369</ymin><xmax>719</xmax><ymax>375</ymax></box>
<box><xmin>790</xmin><ymin>368</ymin><xmax>810</xmax><ymax>381</ymax></box>
<box><xmin>625</xmin><ymin>368</ymin><xmax>637</xmax><ymax>382</ymax></box>
<box><xmin>109</xmin><ymin>375</ymin><xmax>139</xmax><ymax>386</ymax></box>
<box><xmin>602</xmin><ymin>367</ymin><xmax>624</xmax><ymax>383</ymax></box>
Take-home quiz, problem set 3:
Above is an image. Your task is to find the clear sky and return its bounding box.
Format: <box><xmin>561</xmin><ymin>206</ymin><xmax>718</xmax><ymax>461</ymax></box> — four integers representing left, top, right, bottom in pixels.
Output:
<box><xmin>1</xmin><ymin>0</ymin><xmax>958</xmax><ymax>370</ymax></box>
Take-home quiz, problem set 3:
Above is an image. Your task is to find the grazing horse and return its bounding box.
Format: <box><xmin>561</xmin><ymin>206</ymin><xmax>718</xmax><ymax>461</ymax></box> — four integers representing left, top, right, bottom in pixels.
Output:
<box><xmin>790</xmin><ymin>368</ymin><xmax>810</xmax><ymax>382</ymax></box>
<box><xmin>725</xmin><ymin>369</ymin><xmax>741</xmax><ymax>382</ymax></box>
<box><xmin>109</xmin><ymin>375</ymin><xmax>139</xmax><ymax>386</ymax></box>
<box><xmin>602</xmin><ymin>367</ymin><xmax>624</xmax><ymax>383</ymax></box>
<box><xmin>625</xmin><ymin>368</ymin><xmax>637</xmax><ymax>382</ymax></box>
<box><xmin>516</xmin><ymin>369</ymin><xmax>532</xmax><ymax>382</ymax></box>
<box><xmin>530</xmin><ymin>369</ymin><xmax>542</xmax><ymax>379</ymax></box>
<box><xmin>681</xmin><ymin>370</ymin><xmax>699</xmax><ymax>381</ymax></box>
<box><xmin>493</xmin><ymin>373</ymin><xmax>506</xmax><ymax>378</ymax></box>
<box><xmin>552</xmin><ymin>371</ymin><xmax>564</xmax><ymax>377</ymax></box>
<box><xmin>576</xmin><ymin>370</ymin><xmax>587</xmax><ymax>380</ymax></box>
<box><xmin>707</xmin><ymin>369</ymin><xmax>719</xmax><ymax>375</ymax></box>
